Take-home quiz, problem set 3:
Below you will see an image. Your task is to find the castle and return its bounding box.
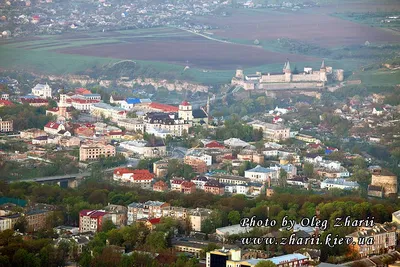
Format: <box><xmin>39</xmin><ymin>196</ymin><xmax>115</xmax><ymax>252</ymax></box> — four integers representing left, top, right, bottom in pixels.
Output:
<box><xmin>231</xmin><ymin>60</ymin><xmax>344</xmax><ymax>90</ymax></box>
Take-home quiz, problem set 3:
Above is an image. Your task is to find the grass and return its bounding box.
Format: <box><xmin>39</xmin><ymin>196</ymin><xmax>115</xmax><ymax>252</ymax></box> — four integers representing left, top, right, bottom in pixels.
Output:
<box><xmin>351</xmin><ymin>68</ymin><xmax>400</xmax><ymax>86</ymax></box>
<box><xmin>0</xmin><ymin>46</ymin><xmax>119</xmax><ymax>75</ymax></box>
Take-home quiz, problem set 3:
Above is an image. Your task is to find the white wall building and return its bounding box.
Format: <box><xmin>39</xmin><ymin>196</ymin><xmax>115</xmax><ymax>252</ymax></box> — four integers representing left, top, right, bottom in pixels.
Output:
<box><xmin>32</xmin><ymin>83</ymin><xmax>52</xmax><ymax>99</ymax></box>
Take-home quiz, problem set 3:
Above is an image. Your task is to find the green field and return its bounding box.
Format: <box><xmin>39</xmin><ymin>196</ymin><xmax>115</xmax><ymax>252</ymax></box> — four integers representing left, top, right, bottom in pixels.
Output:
<box><xmin>350</xmin><ymin>68</ymin><xmax>400</xmax><ymax>86</ymax></box>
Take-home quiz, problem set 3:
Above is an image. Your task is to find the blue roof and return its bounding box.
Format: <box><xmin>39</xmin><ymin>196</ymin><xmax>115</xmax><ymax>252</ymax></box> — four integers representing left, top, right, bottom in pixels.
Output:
<box><xmin>246</xmin><ymin>165</ymin><xmax>275</xmax><ymax>173</ymax></box>
<box><xmin>126</xmin><ymin>98</ymin><xmax>141</xmax><ymax>104</ymax></box>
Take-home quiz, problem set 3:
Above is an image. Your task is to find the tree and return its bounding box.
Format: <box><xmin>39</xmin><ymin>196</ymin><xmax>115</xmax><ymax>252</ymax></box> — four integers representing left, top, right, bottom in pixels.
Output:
<box><xmin>14</xmin><ymin>216</ymin><xmax>27</xmax><ymax>233</ymax></box>
<box><xmin>255</xmin><ymin>260</ymin><xmax>277</xmax><ymax>267</ymax></box>
<box><xmin>101</xmin><ymin>219</ymin><xmax>116</xmax><ymax>233</ymax></box>
<box><xmin>145</xmin><ymin>231</ymin><xmax>167</xmax><ymax>252</ymax></box>
<box><xmin>303</xmin><ymin>163</ymin><xmax>314</xmax><ymax>177</ymax></box>
<box><xmin>279</xmin><ymin>169</ymin><xmax>288</xmax><ymax>187</ymax></box>
<box><xmin>228</xmin><ymin>210</ymin><xmax>241</xmax><ymax>225</ymax></box>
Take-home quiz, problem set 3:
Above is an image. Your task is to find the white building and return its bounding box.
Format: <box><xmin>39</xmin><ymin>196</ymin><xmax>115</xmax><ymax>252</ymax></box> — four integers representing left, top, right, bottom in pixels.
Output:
<box><xmin>185</xmin><ymin>149</ymin><xmax>213</xmax><ymax>166</ymax></box>
<box><xmin>119</xmin><ymin>140</ymin><xmax>167</xmax><ymax>158</ymax></box>
<box><xmin>224</xmin><ymin>184</ymin><xmax>248</xmax><ymax>195</ymax></box>
<box><xmin>116</xmin><ymin>119</ymin><xmax>145</xmax><ymax>133</ymax></box>
<box><xmin>178</xmin><ymin>100</ymin><xmax>193</xmax><ymax>121</ymax></box>
<box><xmin>32</xmin><ymin>83</ymin><xmax>52</xmax><ymax>99</ymax></box>
<box><xmin>320</xmin><ymin>178</ymin><xmax>360</xmax><ymax>190</ymax></box>
<box><xmin>244</xmin><ymin>165</ymin><xmax>278</xmax><ymax>183</ymax></box>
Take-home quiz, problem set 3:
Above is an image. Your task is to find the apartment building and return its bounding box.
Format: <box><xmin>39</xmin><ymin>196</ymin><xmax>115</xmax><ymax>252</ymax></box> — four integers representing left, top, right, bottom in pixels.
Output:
<box><xmin>347</xmin><ymin>223</ymin><xmax>397</xmax><ymax>257</ymax></box>
<box><xmin>127</xmin><ymin>201</ymin><xmax>170</xmax><ymax>225</ymax></box>
<box><xmin>79</xmin><ymin>210</ymin><xmax>108</xmax><ymax>233</ymax></box>
<box><xmin>79</xmin><ymin>143</ymin><xmax>116</xmax><ymax>161</ymax></box>
<box><xmin>0</xmin><ymin>118</ymin><xmax>13</xmax><ymax>132</ymax></box>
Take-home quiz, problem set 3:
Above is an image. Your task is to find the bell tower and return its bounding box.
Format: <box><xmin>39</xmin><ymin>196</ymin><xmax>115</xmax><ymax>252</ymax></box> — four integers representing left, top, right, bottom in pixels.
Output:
<box><xmin>284</xmin><ymin>60</ymin><xmax>292</xmax><ymax>82</ymax></box>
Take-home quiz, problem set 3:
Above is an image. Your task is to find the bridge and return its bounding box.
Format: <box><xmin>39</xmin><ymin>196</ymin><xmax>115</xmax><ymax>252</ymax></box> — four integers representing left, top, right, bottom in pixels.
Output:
<box><xmin>8</xmin><ymin>173</ymin><xmax>90</xmax><ymax>188</ymax></box>
<box><xmin>8</xmin><ymin>167</ymin><xmax>119</xmax><ymax>188</ymax></box>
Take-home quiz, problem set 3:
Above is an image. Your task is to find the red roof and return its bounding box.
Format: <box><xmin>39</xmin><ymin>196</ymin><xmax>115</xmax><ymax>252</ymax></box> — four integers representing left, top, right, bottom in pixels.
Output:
<box><xmin>113</xmin><ymin>168</ymin><xmax>133</xmax><ymax>175</ymax></box>
<box><xmin>149</xmin><ymin>102</ymin><xmax>178</xmax><ymax>112</ymax></box>
<box><xmin>181</xmin><ymin>100</ymin><xmax>190</xmax><ymax>106</ymax></box>
<box><xmin>21</xmin><ymin>98</ymin><xmax>48</xmax><ymax>104</ymax></box>
<box><xmin>113</xmin><ymin>168</ymin><xmax>154</xmax><ymax>181</ymax></box>
<box><xmin>153</xmin><ymin>180</ymin><xmax>168</xmax><ymax>187</ymax></box>
<box><xmin>0</xmin><ymin>100</ymin><xmax>13</xmax><ymax>106</ymax></box>
<box><xmin>147</xmin><ymin>218</ymin><xmax>161</xmax><ymax>225</ymax></box>
<box><xmin>32</xmin><ymin>15</ymin><xmax>40</xmax><ymax>20</ymax></box>
<box><xmin>75</xmin><ymin>88</ymin><xmax>91</xmax><ymax>95</ymax></box>
<box><xmin>79</xmin><ymin>209</ymin><xmax>107</xmax><ymax>218</ymax></box>
<box><xmin>44</xmin><ymin>122</ymin><xmax>61</xmax><ymax>129</ymax></box>
<box><xmin>181</xmin><ymin>181</ymin><xmax>195</xmax><ymax>188</ymax></box>
<box><xmin>223</xmin><ymin>155</ymin><xmax>235</xmax><ymax>160</ymax></box>
<box><xmin>308</xmin><ymin>143</ymin><xmax>321</xmax><ymax>149</ymax></box>
<box><xmin>108</xmin><ymin>131</ymin><xmax>124</xmax><ymax>135</ymax></box>
<box><xmin>205</xmin><ymin>141</ymin><xmax>224</xmax><ymax>148</ymax></box>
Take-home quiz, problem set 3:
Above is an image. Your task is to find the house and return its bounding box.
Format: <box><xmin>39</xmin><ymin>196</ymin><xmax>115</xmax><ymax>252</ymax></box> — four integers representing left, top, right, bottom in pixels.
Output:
<box><xmin>153</xmin><ymin>180</ymin><xmax>168</xmax><ymax>192</ymax></box>
<box><xmin>121</xmin><ymin>98</ymin><xmax>141</xmax><ymax>110</ymax></box>
<box><xmin>189</xmin><ymin>208</ymin><xmax>212</xmax><ymax>232</ymax></box>
<box><xmin>74</xmin><ymin>126</ymin><xmax>95</xmax><ymax>138</ymax></box>
<box><xmin>367</xmin><ymin>185</ymin><xmax>384</xmax><ymax>198</ymax></box>
<box><xmin>0</xmin><ymin>100</ymin><xmax>13</xmax><ymax>107</ymax></box>
<box><xmin>44</xmin><ymin>122</ymin><xmax>65</xmax><ymax>135</ymax></box>
<box><xmin>372</xmin><ymin>107</ymin><xmax>384</xmax><ymax>116</ymax></box>
<box><xmin>112</xmin><ymin>168</ymin><xmax>154</xmax><ymax>189</ymax></box>
<box><xmin>204</xmin><ymin>180</ymin><xmax>225</xmax><ymax>195</ymax></box>
<box><xmin>110</xmin><ymin>95</ymin><xmax>125</xmax><ymax>105</ymax></box>
<box><xmin>184</xmin><ymin>157</ymin><xmax>208</xmax><ymax>173</ymax></box>
<box><xmin>192</xmin><ymin>176</ymin><xmax>209</xmax><ymax>190</ymax></box>
<box><xmin>79</xmin><ymin>210</ymin><xmax>108</xmax><ymax>233</ymax></box>
<box><xmin>153</xmin><ymin>159</ymin><xmax>169</xmax><ymax>178</ymax></box>
<box><xmin>144</xmin><ymin>218</ymin><xmax>162</xmax><ymax>231</ymax></box>
<box><xmin>248</xmin><ymin>120</ymin><xmax>290</xmax><ymax>140</ymax></box>
<box><xmin>104</xmin><ymin>204</ymin><xmax>128</xmax><ymax>227</ymax></box>
<box><xmin>181</xmin><ymin>181</ymin><xmax>196</xmax><ymax>194</ymax></box>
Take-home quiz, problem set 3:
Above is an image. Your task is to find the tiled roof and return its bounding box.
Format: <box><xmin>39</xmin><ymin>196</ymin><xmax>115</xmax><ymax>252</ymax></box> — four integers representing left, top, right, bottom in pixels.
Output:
<box><xmin>75</xmin><ymin>88</ymin><xmax>91</xmax><ymax>95</ymax></box>
<box><xmin>149</xmin><ymin>102</ymin><xmax>178</xmax><ymax>112</ymax></box>
<box><xmin>205</xmin><ymin>141</ymin><xmax>224</xmax><ymax>148</ymax></box>
<box><xmin>0</xmin><ymin>100</ymin><xmax>13</xmax><ymax>106</ymax></box>
<box><xmin>44</xmin><ymin>122</ymin><xmax>61</xmax><ymax>129</ymax></box>
<box><xmin>79</xmin><ymin>209</ymin><xmax>107</xmax><ymax>218</ymax></box>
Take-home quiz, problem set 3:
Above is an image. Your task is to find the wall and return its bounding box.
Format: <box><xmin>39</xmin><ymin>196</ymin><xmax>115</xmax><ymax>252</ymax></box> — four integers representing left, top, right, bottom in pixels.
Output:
<box><xmin>261</xmin><ymin>74</ymin><xmax>285</xmax><ymax>83</ymax></box>
<box><xmin>371</xmin><ymin>174</ymin><xmax>398</xmax><ymax>197</ymax></box>
<box><xmin>291</xmin><ymin>73</ymin><xmax>321</xmax><ymax>82</ymax></box>
<box><xmin>257</xmin><ymin>82</ymin><xmax>324</xmax><ymax>90</ymax></box>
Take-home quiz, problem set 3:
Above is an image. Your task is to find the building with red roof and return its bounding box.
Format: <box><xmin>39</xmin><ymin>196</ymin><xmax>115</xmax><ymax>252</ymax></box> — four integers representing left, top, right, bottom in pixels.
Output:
<box><xmin>149</xmin><ymin>102</ymin><xmax>179</xmax><ymax>112</ymax></box>
<box><xmin>113</xmin><ymin>168</ymin><xmax>154</xmax><ymax>189</ymax></box>
<box><xmin>79</xmin><ymin>209</ymin><xmax>108</xmax><ymax>233</ymax></box>
<box><xmin>75</xmin><ymin>88</ymin><xmax>92</xmax><ymax>95</ymax></box>
<box><xmin>153</xmin><ymin>180</ymin><xmax>168</xmax><ymax>192</ymax></box>
<box><xmin>21</xmin><ymin>98</ymin><xmax>49</xmax><ymax>107</ymax></box>
<box><xmin>44</xmin><ymin>122</ymin><xmax>65</xmax><ymax>135</ymax></box>
<box><xmin>205</xmin><ymin>141</ymin><xmax>225</xmax><ymax>149</ymax></box>
<box><xmin>0</xmin><ymin>100</ymin><xmax>14</xmax><ymax>107</ymax></box>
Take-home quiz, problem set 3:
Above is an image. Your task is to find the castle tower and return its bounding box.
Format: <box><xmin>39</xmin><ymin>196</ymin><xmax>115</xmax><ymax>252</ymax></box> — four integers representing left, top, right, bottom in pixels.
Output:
<box><xmin>178</xmin><ymin>100</ymin><xmax>193</xmax><ymax>122</ymax></box>
<box><xmin>282</xmin><ymin>62</ymin><xmax>287</xmax><ymax>73</ymax></box>
<box><xmin>235</xmin><ymin>69</ymin><xmax>244</xmax><ymax>79</ymax></box>
<box><xmin>319</xmin><ymin>60</ymin><xmax>327</xmax><ymax>82</ymax></box>
<box><xmin>284</xmin><ymin>60</ymin><xmax>292</xmax><ymax>82</ymax></box>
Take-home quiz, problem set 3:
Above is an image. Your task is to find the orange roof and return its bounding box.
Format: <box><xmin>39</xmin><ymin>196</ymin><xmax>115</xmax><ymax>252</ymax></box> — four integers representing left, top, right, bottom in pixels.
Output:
<box><xmin>149</xmin><ymin>102</ymin><xmax>178</xmax><ymax>112</ymax></box>
<box><xmin>154</xmin><ymin>180</ymin><xmax>168</xmax><ymax>187</ymax></box>
<box><xmin>75</xmin><ymin>88</ymin><xmax>91</xmax><ymax>95</ymax></box>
